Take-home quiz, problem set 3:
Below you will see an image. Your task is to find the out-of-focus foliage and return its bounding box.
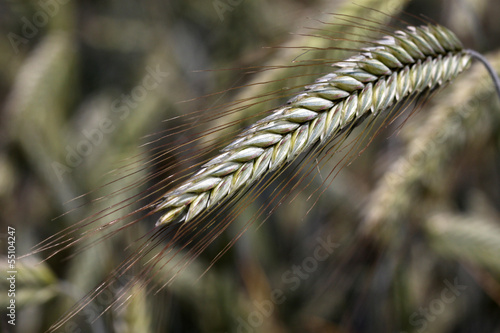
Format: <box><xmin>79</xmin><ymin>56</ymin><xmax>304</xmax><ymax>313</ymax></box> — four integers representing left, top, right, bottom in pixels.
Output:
<box><xmin>1</xmin><ymin>0</ymin><xmax>500</xmax><ymax>332</ymax></box>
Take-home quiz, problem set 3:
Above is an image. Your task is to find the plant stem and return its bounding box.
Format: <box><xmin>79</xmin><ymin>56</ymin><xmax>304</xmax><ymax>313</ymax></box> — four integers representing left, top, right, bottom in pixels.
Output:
<box><xmin>466</xmin><ymin>49</ymin><xmax>500</xmax><ymax>100</ymax></box>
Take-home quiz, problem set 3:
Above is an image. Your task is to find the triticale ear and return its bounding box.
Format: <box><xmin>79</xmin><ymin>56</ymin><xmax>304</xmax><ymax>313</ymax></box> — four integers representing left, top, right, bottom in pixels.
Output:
<box><xmin>18</xmin><ymin>3</ymin><xmax>500</xmax><ymax>332</ymax></box>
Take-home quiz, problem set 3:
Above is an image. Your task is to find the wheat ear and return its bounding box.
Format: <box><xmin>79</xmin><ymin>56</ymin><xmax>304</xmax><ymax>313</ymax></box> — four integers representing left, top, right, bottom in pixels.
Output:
<box><xmin>153</xmin><ymin>24</ymin><xmax>472</xmax><ymax>226</ymax></box>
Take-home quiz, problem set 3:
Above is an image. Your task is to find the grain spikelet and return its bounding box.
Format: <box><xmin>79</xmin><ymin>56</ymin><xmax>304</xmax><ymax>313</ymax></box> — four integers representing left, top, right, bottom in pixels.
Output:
<box><xmin>154</xmin><ymin>24</ymin><xmax>472</xmax><ymax>226</ymax></box>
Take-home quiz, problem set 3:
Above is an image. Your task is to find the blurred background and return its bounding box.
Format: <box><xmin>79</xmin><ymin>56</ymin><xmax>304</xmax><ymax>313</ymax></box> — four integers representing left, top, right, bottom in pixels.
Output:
<box><xmin>1</xmin><ymin>0</ymin><xmax>500</xmax><ymax>332</ymax></box>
